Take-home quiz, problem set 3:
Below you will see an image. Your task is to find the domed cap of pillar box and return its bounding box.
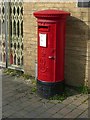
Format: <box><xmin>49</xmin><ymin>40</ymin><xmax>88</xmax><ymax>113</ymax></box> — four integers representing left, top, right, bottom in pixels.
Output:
<box><xmin>33</xmin><ymin>9</ymin><xmax>70</xmax><ymax>20</ymax></box>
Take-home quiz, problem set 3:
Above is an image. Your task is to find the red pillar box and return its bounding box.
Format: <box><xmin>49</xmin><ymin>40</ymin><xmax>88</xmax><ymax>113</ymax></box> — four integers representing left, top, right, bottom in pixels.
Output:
<box><xmin>33</xmin><ymin>10</ymin><xmax>70</xmax><ymax>98</ymax></box>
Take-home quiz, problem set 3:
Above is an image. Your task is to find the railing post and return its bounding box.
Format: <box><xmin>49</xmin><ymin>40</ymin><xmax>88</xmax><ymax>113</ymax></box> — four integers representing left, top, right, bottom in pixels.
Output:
<box><xmin>5</xmin><ymin>1</ymin><xmax>8</xmax><ymax>68</ymax></box>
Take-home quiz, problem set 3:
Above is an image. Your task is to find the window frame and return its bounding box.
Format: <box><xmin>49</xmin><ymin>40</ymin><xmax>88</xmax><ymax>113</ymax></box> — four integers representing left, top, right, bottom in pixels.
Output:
<box><xmin>77</xmin><ymin>0</ymin><xmax>90</xmax><ymax>7</ymax></box>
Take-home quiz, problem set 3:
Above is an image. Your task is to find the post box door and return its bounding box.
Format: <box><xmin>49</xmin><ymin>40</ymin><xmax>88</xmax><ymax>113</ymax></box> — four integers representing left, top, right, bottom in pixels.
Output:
<box><xmin>38</xmin><ymin>24</ymin><xmax>56</xmax><ymax>82</ymax></box>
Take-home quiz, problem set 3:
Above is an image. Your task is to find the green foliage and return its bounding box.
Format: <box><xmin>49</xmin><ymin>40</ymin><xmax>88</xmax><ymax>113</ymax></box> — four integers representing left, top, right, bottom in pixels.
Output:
<box><xmin>3</xmin><ymin>68</ymin><xmax>34</xmax><ymax>80</ymax></box>
<box><xmin>31</xmin><ymin>79</ymin><xmax>37</xmax><ymax>85</ymax></box>
<box><xmin>75</xmin><ymin>85</ymin><xmax>88</xmax><ymax>94</ymax></box>
<box><xmin>49</xmin><ymin>88</ymin><xmax>69</xmax><ymax>101</ymax></box>
<box><xmin>3</xmin><ymin>68</ymin><xmax>23</xmax><ymax>77</ymax></box>
<box><xmin>49</xmin><ymin>85</ymin><xmax>89</xmax><ymax>101</ymax></box>
<box><xmin>3</xmin><ymin>68</ymin><xmax>89</xmax><ymax>102</ymax></box>
<box><xmin>22</xmin><ymin>74</ymin><xmax>30</xmax><ymax>79</ymax></box>
<box><xmin>31</xmin><ymin>87</ymin><xmax>37</xmax><ymax>93</ymax></box>
<box><xmin>49</xmin><ymin>93</ymin><xmax>67</xmax><ymax>101</ymax></box>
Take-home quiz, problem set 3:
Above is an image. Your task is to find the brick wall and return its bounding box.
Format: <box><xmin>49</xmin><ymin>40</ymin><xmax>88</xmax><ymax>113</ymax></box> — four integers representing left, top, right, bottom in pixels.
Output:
<box><xmin>23</xmin><ymin>2</ymin><xmax>90</xmax><ymax>88</ymax></box>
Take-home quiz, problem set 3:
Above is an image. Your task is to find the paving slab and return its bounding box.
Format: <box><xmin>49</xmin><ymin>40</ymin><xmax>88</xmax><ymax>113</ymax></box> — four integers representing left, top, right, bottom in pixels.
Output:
<box><xmin>52</xmin><ymin>113</ymin><xmax>64</xmax><ymax>118</ymax></box>
<box><xmin>1</xmin><ymin>68</ymin><xmax>89</xmax><ymax>119</ymax></box>
<box><xmin>63</xmin><ymin>108</ymin><xmax>85</xmax><ymax>118</ymax></box>
<box><xmin>78</xmin><ymin>110</ymin><xmax>88</xmax><ymax>118</ymax></box>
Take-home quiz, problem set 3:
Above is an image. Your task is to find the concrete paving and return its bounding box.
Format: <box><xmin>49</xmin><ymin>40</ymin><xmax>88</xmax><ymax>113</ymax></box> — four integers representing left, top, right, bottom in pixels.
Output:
<box><xmin>1</xmin><ymin>68</ymin><xmax>89</xmax><ymax>118</ymax></box>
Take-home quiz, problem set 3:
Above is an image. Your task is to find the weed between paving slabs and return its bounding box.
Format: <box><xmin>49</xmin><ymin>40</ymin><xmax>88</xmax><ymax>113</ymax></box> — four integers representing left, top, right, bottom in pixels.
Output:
<box><xmin>2</xmin><ymin>68</ymin><xmax>89</xmax><ymax>118</ymax></box>
<box><xmin>3</xmin><ymin>68</ymin><xmax>89</xmax><ymax>102</ymax></box>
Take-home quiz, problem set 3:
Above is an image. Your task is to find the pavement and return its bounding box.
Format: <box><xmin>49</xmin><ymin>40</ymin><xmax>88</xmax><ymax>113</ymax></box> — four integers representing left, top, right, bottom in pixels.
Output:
<box><xmin>1</xmin><ymin>68</ymin><xmax>89</xmax><ymax>118</ymax></box>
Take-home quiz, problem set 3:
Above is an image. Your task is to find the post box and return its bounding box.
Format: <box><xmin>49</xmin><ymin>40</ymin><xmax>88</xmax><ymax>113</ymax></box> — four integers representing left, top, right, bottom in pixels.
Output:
<box><xmin>33</xmin><ymin>9</ymin><xmax>70</xmax><ymax>98</ymax></box>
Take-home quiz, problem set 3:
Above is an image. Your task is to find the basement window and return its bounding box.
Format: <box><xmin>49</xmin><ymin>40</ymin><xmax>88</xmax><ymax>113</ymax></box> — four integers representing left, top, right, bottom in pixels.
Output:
<box><xmin>78</xmin><ymin>0</ymin><xmax>90</xmax><ymax>7</ymax></box>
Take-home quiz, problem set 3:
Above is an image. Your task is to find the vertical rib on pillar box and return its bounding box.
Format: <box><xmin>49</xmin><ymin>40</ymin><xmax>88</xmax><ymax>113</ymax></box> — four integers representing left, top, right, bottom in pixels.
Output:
<box><xmin>33</xmin><ymin>9</ymin><xmax>70</xmax><ymax>98</ymax></box>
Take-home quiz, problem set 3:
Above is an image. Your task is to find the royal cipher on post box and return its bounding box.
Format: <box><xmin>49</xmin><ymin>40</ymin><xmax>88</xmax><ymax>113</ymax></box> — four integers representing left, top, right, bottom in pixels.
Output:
<box><xmin>33</xmin><ymin>9</ymin><xmax>70</xmax><ymax>98</ymax></box>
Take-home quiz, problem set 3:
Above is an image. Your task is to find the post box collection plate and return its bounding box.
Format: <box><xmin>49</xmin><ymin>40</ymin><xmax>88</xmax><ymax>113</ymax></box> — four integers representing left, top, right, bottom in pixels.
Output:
<box><xmin>34</xmin><ymin>9</ymin><xmax>70</xmax><ymax>98</ymax></box>
<box><xmin>39</xmin><ymin>33</ymin><xmax>47</xmax><ymax>47</ymax></box>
